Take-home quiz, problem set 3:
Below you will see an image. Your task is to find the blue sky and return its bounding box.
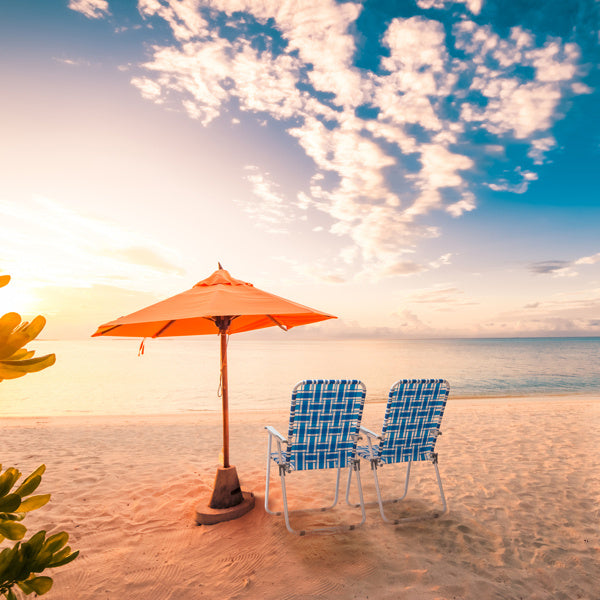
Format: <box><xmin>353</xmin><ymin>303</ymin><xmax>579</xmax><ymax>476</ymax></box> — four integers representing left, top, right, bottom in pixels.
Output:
<box><xmin>0</xmin><ymin>0</ymin><xmax>599</xmax><ymax>338</ymax></box>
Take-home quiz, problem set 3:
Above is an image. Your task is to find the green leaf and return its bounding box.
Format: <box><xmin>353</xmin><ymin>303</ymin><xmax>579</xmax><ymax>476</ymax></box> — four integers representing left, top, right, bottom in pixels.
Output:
<box><xmin>45</xmin><ymin>546</ymin><xmax>68</xmax><ymax>565</ymax></box>
<box><xmin>24</xmin><ymin>530</ymin><xmax>46</xmax><ymax>556</ymax></box>
<box><xmin>30</xmin><ymin>549</ymin><xmax>53</xmax><ymax>572</ymax></box>
<box><xmin>15</xmin><ymin>466</ymin><xmax>45</xmax><ymax>495</ymax></box>
<box><xmin>0</xmin><ymin>468</ymin><xmax>20</xmax><ymax>498</ymax></box>
<box><xmin>0</xmin><ymin>546</ymin><xmax>15</xmax><ymax>577</ymax></box>
<box><xmin>48</xmin><ymin>549</ymin><xmax>79</xmax><ymax>568</ymax></box>
<box><xmin>7</xmin><ymin>589</ymin><xmax>18</xmax><ymax>600</ymax></box>
<box><xmin>25</xmin><ymin>576</ymin><xmax>53</xmax><ymax>595</ymax></box>
<box><xmin>0</xmin><ymin>521</ymin><xmax>26</xmax><ymax>541</ymax></box>
<box><xmin>2</xmin><ymin>544</ymin><xmax>24</xmax><ymax>582</ymax></box>
<box><xmin>14</xmin><ymin>475</ymin><xmax>42</xmax><ymax>498</ymax></box>
<box><xmin>17</xmin><ymin>494</ymin><xmax>50</xmax><ymax>513</ymax></box>
<box><xmin>43</xmin><ymin>532</ymin><xmax>68</xmax><ymax>554</ymax></box>
<box><xmin>0</xmin><ymin>493</ymin><xmax>21</xmax><ymax>513</ymax></box>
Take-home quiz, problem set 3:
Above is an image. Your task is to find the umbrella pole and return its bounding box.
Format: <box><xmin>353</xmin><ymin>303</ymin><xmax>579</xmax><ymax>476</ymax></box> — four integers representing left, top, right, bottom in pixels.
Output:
<box><xmin>220</xmin><ymin>329</ymin><xmax>230</xmax><ymax>469</ymax></box>
<box><xmin>197</xmin><ymin>321</ymin><xmax>254</xmax><ymax>523</ymax></box>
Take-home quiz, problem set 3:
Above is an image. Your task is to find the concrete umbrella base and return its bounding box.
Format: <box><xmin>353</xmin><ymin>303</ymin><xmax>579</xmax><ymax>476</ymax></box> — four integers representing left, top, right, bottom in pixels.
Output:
<box><xmin>195</xmin><ymin>465</ymin><xmax>255</xmax><ymax>525</ymax></box>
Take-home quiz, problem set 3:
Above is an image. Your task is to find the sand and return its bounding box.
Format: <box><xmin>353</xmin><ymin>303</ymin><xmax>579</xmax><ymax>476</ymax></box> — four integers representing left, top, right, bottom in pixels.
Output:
<box><xmin>1</xmin><ymin>397</ymin><xmax>599</xmax><ymax>599</ymax></box>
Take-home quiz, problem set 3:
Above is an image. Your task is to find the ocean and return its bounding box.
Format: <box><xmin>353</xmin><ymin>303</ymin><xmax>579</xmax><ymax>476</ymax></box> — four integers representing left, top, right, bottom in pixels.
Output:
<box><xmin>2</xmin><ymin>337</ymin><xmax>600</xmax><ymax>417</ymax></box>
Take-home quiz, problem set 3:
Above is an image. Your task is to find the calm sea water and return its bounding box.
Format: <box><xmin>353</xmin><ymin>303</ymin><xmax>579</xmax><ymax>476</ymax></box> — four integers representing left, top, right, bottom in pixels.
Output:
<box><xmin>1</xmin><ymin>337</ymin><xmax>600</xmax><ymax>417</ymax></box>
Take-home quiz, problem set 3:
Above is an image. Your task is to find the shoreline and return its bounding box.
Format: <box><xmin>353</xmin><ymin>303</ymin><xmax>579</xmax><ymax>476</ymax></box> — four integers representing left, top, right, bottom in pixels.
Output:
<box><xmin>2</xmin><ymin>393</ymin><xmax>600</xmax><ymax>424</ymax></box>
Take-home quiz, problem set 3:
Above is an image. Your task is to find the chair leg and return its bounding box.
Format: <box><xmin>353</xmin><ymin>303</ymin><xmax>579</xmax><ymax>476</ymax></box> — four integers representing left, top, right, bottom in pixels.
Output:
<box><xmin>264</xmin><ymin>434</ymin><xmax>281</xmax><ymax>516</ymax></box>
<box><xmin>345</xmin><ymin>463</ymin><xmax>354</xmax><ymax>506</ymax></box>
<box><xmin>373</xmin><ymin>459</ymin><xmax>448</xmax><ymax>524</ymax></box>
<box><xmin>280</xmin><ymin>469</ymin><xmax>297</xmax><ymax>534</ymax></box>
<box><xmin>352</xmin><ymin>461</ymin><xmax>367</xmax><ymax>528</ymax></box>
<box><xmin>346</xmin><ymin>460</ymin><xmax>411</xmax><ymax>509</ymax></box>
<box><xmin>278</xmin><ymin>463</ymin><xmax>365</xmax><ymax>535</ymax></box>
<box><xmin>433</xmin><ymin>459</ymin><xmax>448</xmax><ymax>517</ymax></box>
<box><xmin>371</xmin><ymin>462</ymin><xmax>399</xmax><ymax>524</ymax></box>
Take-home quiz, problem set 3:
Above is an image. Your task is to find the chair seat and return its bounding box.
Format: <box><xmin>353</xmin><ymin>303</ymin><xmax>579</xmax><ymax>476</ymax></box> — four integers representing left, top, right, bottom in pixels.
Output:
<box><xmin>356</xmin><ymin>445</ymin><xmax>435</xmax><ymax>463</ymax></box>
<box><xmin>270</xmin><ymin>451</ymin><xmax>354</xmax><ymax>471</ymax></box>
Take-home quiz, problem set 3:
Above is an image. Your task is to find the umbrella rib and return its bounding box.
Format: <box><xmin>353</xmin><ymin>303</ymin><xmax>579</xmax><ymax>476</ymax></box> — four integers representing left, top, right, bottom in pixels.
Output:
<box><xmin>267</xmin><ymin>315</ymin><xmax>288</xmax><ymax>331</ymax></box>
<box><xmin>154</xmin><ymin>320</ymin><xmax>176</xmax><ymax>337</ymax></box>
<box><xmin>97</xmin><ymin>324</ymin><xmax>122</xmax><ymax>336</ymax></box>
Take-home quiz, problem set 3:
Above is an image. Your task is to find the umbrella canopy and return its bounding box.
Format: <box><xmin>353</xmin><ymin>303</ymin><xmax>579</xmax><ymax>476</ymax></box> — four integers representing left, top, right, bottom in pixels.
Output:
<box><xmin>92</xmin><ymin>266</ymin><xmax>335</xmax><ymax>516</ymax></box>
<box><xmin>93</xmin><ymin>267</ymin><xmax>335</xmax><ymax>338</ymax></box>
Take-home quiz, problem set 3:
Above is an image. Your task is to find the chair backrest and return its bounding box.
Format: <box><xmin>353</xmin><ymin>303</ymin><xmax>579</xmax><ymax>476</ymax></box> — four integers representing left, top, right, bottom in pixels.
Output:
<box><xmin>286</xmin><ymin>379</ymin><xmax>366</xmax><ymax>471</ymax></box>
<box><xmin>377</xmin><ymin>379</ymin><xmax>449</xmax><ymax>464</ymax></box>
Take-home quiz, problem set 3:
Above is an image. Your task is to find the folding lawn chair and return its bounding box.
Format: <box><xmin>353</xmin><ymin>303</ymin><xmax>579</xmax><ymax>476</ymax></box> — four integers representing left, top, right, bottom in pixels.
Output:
<box><xmin>349</xmin><ymin>378</ymin><xmax>449</xmax><ymax>524</ymax></box>
<box><xmin>265</xmin><ymin>379</ymin><xmax>367</xmax><ymax>535</ymax></box>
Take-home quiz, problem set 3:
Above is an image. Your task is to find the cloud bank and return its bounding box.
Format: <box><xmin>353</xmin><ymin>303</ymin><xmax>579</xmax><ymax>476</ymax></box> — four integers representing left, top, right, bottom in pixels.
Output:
<box><xmin>73</xmin><ymin>0</ymin><xmax>589</xmax><ymax>280</ymax></box>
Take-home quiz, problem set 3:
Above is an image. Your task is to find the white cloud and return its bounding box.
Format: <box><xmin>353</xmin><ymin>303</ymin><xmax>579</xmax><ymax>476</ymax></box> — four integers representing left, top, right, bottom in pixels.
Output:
<box><xmin>446</xmin><ymin>193</ymin><xmax>476</xmax><ymax>217</ymax></box>
<box><xmin>528</xmin><ymin>137</ymin><xmax>557</xmax><ymax>164</ymax></box>
<box><xmin>130</xmin><ymin>76</ymin><xmax>163</xmax><ymax>102</ymax></box>
<box><xmin>463</xmin><ymin>77</ymin><xmax>563</xmax><ymax>139</ymax></box>
<box><xmin>129</xmin><ymin>3</ymin><xmax>586</xmax><ymax>278</ymax></box>
<box><xmin>68</xmin><ymin>0</ymin><xmax>110</xmax><ymax>19</ymax></box>
<box><xmin>236</xmin><ymin>166</ymin><xmax>293</xmax><ymax>233</ymax></box>
<box><xmin>454</xmin><ymin>22</ymin><xmax>581</xmax><ymax>139</ymax></box>
<box><xmin>374</xmin><ymin>17</ymin><xmax>455</xmax><ymax>132</ymax></box>
<box><xmin>526</xmin><ymin>42</ymin><xmax>579</xmax><ymax>83</ymax></box>
<box><xmin>417</xmin><ymin>144</ymin><xmax>474</xmax><ymax>190</ymax></box>
<box><xmin>135</xmin><ymin>38</ymin><xmax>233</xmax><ymax>125</ymax></box>
<box><xmin>571</xmin><ymin>81</ymin><xmax>593</xmax><ymax>94</ymax></box>
<box><xmin>575</xmin><ymin>252</ymin><xmax>600</xmax><ymax>266</ymax></box>
<box><xmin>429</xmin><ymin>253</ymin><xmax>454</xmax><ymax>268</ymax></box>
<box><xmin>206</xmin><ymin>0</ymin><xmax>364</xmax><ymax>109</ymax></box>
<box><xmin>416</xmin><ymin>0</ymin><xmax>483</xmax><ymax>16</ymax></box>
<box><xmin>488</xmin><ymin>167</ymin><xmax>539</xmax><ymax>194</ymax></box>
<box><xmin>139</xmin><ymin>0</ymin><xmax>209</xmax><ymax>41</ymax></box>
<box><xmin>526</xmin><ymin>252</ymin><xmax>600</xmax><ymax>282</ymax></box>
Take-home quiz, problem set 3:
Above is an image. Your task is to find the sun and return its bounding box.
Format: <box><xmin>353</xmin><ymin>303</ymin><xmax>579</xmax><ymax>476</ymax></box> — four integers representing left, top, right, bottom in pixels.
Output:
<box><xmin>0</xmin><ymin>278</ymin><xmax>41</xmax><ymax>317</ymax></box>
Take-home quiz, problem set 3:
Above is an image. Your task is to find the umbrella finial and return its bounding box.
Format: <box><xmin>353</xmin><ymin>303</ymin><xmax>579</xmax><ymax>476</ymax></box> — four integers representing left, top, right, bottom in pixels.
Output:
<box><xmin>218</xmin><ymin>262</ymin><xmax>224</xmax><ymax>270</ymax></box>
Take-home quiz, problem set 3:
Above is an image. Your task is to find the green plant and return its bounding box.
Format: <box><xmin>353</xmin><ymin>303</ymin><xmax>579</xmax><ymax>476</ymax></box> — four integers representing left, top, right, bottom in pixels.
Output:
<box><xmin>0</xmin><ymin>466</ymin><xmax>78</xmax><ymax>599</ymax></box>
<box><xmin>0</xmin><ymin>275</ymin><xmax>78</xmax><ymax>598</ymax></box>
<box><xmin>0</xmin><ymin>275</ymin><xmax>55</xmax><ymax>382</ymax></box>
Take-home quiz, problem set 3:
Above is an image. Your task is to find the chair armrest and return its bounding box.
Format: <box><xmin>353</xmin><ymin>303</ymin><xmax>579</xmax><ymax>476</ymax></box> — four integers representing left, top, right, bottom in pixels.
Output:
<box><xmin>359</xmin><ymin>425</ymin><xmax>381</xmax><ymax>439</ymax></box>
<box><xmin>265</xmin><ymin>425</ymin><xmax>287</xmax><ymax>443</ymax></box>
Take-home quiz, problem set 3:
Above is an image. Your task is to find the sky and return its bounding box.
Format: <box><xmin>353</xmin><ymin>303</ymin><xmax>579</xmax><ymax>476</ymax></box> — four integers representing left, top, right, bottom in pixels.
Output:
<box><xmin>0</xmin><ymin>0</ymin><xmax>599</xmax><ymax>339</ymax></box>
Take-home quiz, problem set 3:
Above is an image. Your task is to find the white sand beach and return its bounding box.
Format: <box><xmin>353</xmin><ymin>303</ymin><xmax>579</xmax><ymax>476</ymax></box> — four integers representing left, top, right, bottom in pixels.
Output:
<box><xmin>2</xmin><ymin>397</ymin><xmax>599</xmax><ymax>599</ymax></box>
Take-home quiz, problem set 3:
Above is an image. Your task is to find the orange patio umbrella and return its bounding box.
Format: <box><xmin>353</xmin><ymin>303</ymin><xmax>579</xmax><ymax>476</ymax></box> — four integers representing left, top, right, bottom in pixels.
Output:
<box><xmin>92</xmin><ymin>265</ymin><xmax>335</xmax><ymax>523</ymax></box>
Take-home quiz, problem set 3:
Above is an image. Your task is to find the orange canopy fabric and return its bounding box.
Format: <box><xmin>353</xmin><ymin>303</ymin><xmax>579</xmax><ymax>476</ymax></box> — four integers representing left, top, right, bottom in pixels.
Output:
<box><xmin>92</xmin><ymin>268</ymin><xmax>336</xmax><ymax>338</ymax></box>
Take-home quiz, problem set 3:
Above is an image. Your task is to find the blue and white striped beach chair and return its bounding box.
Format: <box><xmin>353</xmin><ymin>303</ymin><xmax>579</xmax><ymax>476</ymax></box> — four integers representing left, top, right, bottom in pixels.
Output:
<box><xmin>265</xmin><ymin>379</ymin><xmax>367</xmax><ymax>535</ymax></box>
<box><xmin>350</xmin><ymin>379</ymin><xmax>450</xmax><ymax>524</ymax></box>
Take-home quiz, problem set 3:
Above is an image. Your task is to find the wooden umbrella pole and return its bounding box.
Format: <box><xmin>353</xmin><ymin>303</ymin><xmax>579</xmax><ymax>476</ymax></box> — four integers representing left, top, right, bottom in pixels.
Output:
<box><xmin>220</xmin><ymin>329</ymin><xmax>230</xmax><ymax>469</ymax></box>
<box><xmin>201</xmin><ymin>321</ymin><xmax>253</xmax><ymax>518</ymax></box>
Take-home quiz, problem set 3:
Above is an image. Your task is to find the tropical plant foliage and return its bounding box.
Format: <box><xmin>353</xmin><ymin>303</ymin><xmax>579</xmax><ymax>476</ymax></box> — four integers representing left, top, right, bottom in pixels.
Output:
<box><xmin>0</xmin><ymin>275</ymin><xmax>78</xmax><ymax>598</ymax></box>
<box><xmin>0</xmin><ymin>466</ymin><xmax>78</xmax><ymax>599</ymax></box>
<box><xmin>0</xmin><ymin>275</ymin><xmax>56</xmax><ymax>382</ymax></box>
